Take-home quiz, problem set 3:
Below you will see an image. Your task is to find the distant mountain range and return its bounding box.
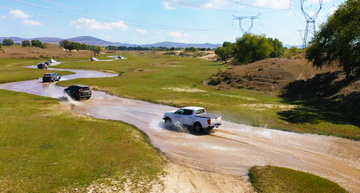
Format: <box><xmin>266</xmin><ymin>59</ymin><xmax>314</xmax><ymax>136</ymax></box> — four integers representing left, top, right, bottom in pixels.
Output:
<box><xmin>0</xmin><ymin>36</ymin><xmax>221</xmax><ymax>49</ymax></box>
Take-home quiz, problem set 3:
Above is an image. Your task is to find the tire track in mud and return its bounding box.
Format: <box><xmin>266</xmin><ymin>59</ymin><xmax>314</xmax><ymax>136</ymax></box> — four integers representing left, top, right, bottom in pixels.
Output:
<box><xmin>208</xmin><ymin>125</ymin><xmax>360</xmax><ymax>192</ymax></box>
<box><xmin>1</xmin><ymin>64</ymin><xmax>360</xmax><ymax>192</ymax></box>
<box><xmin>213</xmin><ymin>127</ymin><xmax>360</xmax><ymax>169</ymax></box>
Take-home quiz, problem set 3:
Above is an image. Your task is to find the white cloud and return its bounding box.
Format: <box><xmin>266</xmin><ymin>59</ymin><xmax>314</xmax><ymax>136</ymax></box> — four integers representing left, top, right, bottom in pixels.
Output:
<box><xmin>202</xmin><ymin>0</ymin><xmax>228</xmax><ymax>9</ymax></box>
<box><xmin>167</xmin><ymin>31</ymin><xmax>189</xmax><ymax>43</ymax></box>
<box><xmin>70</xmin><ymin>18</ymin><xmax>128</xmax><ymax>30</ymax></box>
<box><xmin>136</xmin><ymin>29</ymin><xmax>148</xmax><ymax>34</ymax></box>
<box><xmin>0</xmin><ymin>15</ymin><xmax>6</xmax><ymax>19</ymax></box>
<box><xmin>162</xmin><ymin>0</ymin><xmax>289</xmax><ymax>10</ymax></box>
<box><xmin>163</xmin><ymin>1</ymin><xmax>176</xmax><ymax>10</ymax></box>
<box><xmin>9</xmin><ymin>10</ymin><xmax>30</xmax><ymax>19</ymax></box>
<box><xmin>23</xmin><ymin>19</ymin><xmax>42</xmax><ymax>26</ymax></box>
<box><xmin>254</xmin><ymin>0</ymin><xmax>289</xmax><ymax>9</ymax></box>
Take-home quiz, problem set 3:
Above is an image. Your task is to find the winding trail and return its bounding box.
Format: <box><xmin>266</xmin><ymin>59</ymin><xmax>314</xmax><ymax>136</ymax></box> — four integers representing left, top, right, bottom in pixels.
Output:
<box><xmin>1</xmin><ymin>64</ymin><xmax>359</xmax><ymax>192</ymax></box>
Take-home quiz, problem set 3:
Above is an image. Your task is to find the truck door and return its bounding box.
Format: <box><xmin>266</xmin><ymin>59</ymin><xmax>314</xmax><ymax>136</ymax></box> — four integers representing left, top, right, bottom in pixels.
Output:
<box><xmin>173</xmin><ymin>109</ymin><xmax>185</xmax><ymax>123</ymax></box>
<box><xmin>181</xmin><ymin>109</ymin><xmax>194</xmax><ymax>126</ymax></box>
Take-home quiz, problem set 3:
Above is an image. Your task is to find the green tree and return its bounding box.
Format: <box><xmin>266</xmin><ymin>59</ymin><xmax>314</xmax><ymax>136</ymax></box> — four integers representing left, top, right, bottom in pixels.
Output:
<box><xmin>31</xmin><ymin>39</ymin><xmax>45</xmax><ymax>48</ymax></box>
<box><xmin>81</xmin><ymin>43</ymin><xmax>90</xmax><ymax>50</ymax></box>
<box><xmin>107</xmin><ymin>46</ymin><xmax>117</xmax><ymax>51</ymax></box>
<box><xmin>3</xmin><ymin>39</ymin><xmax>14</xmax><ymax>46</ymax></box>
<box><xmin>0</xmin><ymin>43</ymin><xmax>2</xmax><ymax>48</ymax></box>
<box><xmin>306</xmin><ymin>0</ymin><xmax>360</xmax><ymax>77</ymax></box>
<box><xmin>92</xmin><ymin>46</ymin><xmax>101</xmax><ymax>56</ymax></box>
<box><xmin>185</xmin><ymin>47</ymin><xmax>197</xmax><ymax>52</ymax></box>
<box><xmin>234</xmin><ymin>33</ymin><xmax>274</xmax><ymax>64</ymax></box>
<box><xmin>215</xmin><ymin>43</ymin><xmax>234</xmax><ymax>63</ymax></box>
<box><xmin>21</xmin><ymin>40</ymin><xmax>31</xmax><ymax>47</ymax></box>
<box><xmin>59</xmin><ymin>40</ymin><xmax>76</xmax><ymax>52</ymax></box>
<box><xmin>287</xmin><ymin>47</ymin><xmax>302</xmax><ymax>56</ymax></box>
<box><xmin>268</xmin><ymin>38</ymin><xmax>285</xmax><ymax>57</ymax></box>
<box><xmin>222</xmin><ymin>41</ymin><xmax>232</xmax><ymax>47</ymax></box>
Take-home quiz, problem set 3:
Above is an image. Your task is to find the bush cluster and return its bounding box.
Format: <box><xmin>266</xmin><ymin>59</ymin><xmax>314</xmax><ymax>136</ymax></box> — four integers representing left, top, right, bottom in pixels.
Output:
<box><xmin>215</xmin><ymin>34</ymin><xmax>285</xmax><ymax>64</ymax></box>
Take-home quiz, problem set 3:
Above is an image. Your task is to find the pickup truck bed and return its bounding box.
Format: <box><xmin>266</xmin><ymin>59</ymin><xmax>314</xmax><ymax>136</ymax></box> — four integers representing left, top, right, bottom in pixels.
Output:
<box><xmin>195</xmin><ymin>113</ymin><xmax>220</xmax><ymax>119</ymax></box>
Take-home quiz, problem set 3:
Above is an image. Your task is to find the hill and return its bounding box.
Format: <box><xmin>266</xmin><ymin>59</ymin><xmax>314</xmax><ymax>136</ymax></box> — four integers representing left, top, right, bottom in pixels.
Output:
<box><xmin>208</xmin><ymin>56</ymin><xmax>340</xmax><ymax>92</ymax></box>
<box><xmin>207</xmin><ymin>55</ymin><xmax>360</xmax><ymax>125</ymax></box>
<box><xmin>0</xmin><ymin>44</ymin><xmax>93</xmax><ymax>58</ymax></box>
<box><xmin>0</xmin><ymin>36</ymin><xmax>221</xmax><ymax>49</ymax></box>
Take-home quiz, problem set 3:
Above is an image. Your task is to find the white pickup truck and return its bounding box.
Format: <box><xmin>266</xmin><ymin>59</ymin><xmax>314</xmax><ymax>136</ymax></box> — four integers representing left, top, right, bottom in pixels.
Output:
<box><xmin>163</xmin><ymin>106</ymin><xmax>222</xmax><ymax>133</ymax></box>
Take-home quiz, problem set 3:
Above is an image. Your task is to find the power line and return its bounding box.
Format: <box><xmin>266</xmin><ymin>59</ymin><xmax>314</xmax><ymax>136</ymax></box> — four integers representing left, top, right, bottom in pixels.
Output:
<box><xmin>160</xmin><ymin>0</ymin><xmax>293</xmax><ymax>15</ymax></box>
<box><xmin>223</xmin><ymin>0</ymin><xmax>289</xmax><ymax>10</ymax></box>
<box><xmin>5</xmin><ymin>0</ymin><xmax>236</xmax><ymax>32</ymax></box>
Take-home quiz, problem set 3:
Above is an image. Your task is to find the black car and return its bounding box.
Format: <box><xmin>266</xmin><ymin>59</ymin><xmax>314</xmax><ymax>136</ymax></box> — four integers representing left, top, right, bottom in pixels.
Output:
<box><xmin>37</xmin><ymin>62</ymin><xmax>48</xmax><ymax>69</ymax></box>
<box><xmin>64</xmin><ymin>85</ymin><xmax>92</xmax><ymax>100</ymax></box>
<box><xmin>42</xmin><ymin>73</ymin><xmax>61</xmax><ymax>82</ymax></box>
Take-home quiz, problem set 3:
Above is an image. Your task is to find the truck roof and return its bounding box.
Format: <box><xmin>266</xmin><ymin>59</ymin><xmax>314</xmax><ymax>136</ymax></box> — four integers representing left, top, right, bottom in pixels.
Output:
<box><xmin>182</xmin><ymin>106</ymin><xmax>204</xmax><ymax>111</ymax></box>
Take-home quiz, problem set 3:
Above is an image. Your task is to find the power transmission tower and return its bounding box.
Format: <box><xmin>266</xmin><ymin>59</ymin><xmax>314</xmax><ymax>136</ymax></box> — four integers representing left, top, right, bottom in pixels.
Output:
<box><xmin>233</xmin><ymin>14</ymin><xmax>261</xmax><ymax>34</ymax></box>
<box><xmin>300</xmin><ymin>0</ymin><xmax>323</xmax><ymax>48</ymax></box>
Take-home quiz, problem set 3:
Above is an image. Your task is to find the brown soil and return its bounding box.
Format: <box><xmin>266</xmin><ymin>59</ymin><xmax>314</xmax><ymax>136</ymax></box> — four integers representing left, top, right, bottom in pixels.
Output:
<box><xmin>155</xmin><ymin>163</ymin><xmax>255</xmax><ymax>193</ymax></box>
<box><xmin>208</xmin><ymin>55</ymin><xmax>341</xmax><ymax>93</ymax></box>
<box><xmin>0</xmin><ymin>44</ymin><xmax>93</xmax><ymax>58</ymax></box>
<box><xmin>84</xmin><ymin>163</ymin><xmax>255</xmax><ymax>193</ymax></box>
<box><xmin>208</xmin><ymin>55</ymin><xmax>360</xmax><ymax>124</ymax></box>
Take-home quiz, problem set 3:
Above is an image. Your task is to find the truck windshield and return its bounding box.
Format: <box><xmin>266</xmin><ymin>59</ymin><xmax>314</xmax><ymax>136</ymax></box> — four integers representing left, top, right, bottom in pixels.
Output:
<box><xmin>195</xmin><ymin>109</ymin><xmax>205</xmax><ymax>114</ymax></box>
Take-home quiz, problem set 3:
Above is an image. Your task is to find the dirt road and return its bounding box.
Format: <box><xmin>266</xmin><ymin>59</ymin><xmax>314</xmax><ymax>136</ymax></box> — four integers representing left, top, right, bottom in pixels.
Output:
<box><xmin>1</xmin><ymin>66</ymin><xmax>359</xmax><ymax>192</ymax></box>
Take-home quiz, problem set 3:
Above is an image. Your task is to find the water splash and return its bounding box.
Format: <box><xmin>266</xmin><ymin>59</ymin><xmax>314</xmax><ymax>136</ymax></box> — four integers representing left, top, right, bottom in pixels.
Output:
<box><xmin>64</xmin><ymin>93</ymin><xmax>83</xmax><ymax>106</ymax></box>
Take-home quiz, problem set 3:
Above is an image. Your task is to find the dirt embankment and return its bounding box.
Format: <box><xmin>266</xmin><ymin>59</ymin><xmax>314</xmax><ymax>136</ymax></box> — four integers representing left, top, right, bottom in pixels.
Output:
<box><xmin>207</xmin><ymin>55</ymin><xmax>360</xmax><ymax>124</ymax></box>
<box><xmin>207</xmin><ymin>56</ymin><xmax>342</xmax><ymax>93</ymax></box>
<box><xmin>0</xmin><ymin>44</ymin><xmax>93</xmax><ymax>58</ymax></box>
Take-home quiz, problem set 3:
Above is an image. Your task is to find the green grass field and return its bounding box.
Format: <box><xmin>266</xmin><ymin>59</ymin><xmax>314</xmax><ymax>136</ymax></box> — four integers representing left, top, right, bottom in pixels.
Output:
<box><xmin>0</xmin><ymin>54</ymin><xmax>351</xmax><ymax>191</ymax></box>
<box><xmin>0</xmin><ymin>58</ymin><xmax>73</xmax><ymax>84</ymax></box>
<box><xmin>249</xmin><ymin>166</ymin><xmax>347</xmax><ymax>193</ymax></box>
<box><xmin>55</xmin><ymin>53</ymin><xmax>360</xmax><ymax>140</ymax></box>
<box><xmin>0</xmin><ymin>58</ymin><xmax>165</xmax><ymax>192</ymax></box>
<box><xmin>0</xmin><ymin>89</ymin><xmax>165</xmax><ymax>192</ymax></box>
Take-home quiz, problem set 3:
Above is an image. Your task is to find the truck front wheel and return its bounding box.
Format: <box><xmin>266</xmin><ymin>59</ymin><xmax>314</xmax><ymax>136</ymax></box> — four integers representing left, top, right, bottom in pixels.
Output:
<box><xmin>193</xmin><ymin>123</ymin><xmax>203</xmax><ymax>133</ymax></box>
<box><xmin>164</xmin><ymin>118</ymin><xmax>172</xmax><ymax>125</ymax></box>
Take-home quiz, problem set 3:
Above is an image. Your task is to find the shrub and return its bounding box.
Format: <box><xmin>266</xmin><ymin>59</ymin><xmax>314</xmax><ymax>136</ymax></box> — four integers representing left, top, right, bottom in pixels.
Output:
<box><xmin>22</xmin><ymin>40</ymin><xmax>31</xmax><ymax>47</ymax></box>
<box><xmin>3</xmin><ymin>39</ymin><xmax>14</xmax><ymax>46</ymax></box>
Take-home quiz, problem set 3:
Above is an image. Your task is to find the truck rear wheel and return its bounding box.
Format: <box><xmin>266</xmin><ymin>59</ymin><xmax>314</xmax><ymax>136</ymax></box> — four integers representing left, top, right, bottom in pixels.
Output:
<box><xmin>193</xmin><ymin>123</ymin><xmax>203</xmax><ymax>133</ymax></box>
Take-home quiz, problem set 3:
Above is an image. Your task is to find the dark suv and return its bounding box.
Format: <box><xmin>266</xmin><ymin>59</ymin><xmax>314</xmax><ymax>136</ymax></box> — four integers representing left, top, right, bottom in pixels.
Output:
<box><xmin>64</xmin><ymin>85</ymin><xmax>92</xmax><ymax>100</ymax></box>
<box><xmin>43</xmin><ymin>73</ymin><xmax>61</xmax><ymax>82</ymax></box>
<box><xmin>37</xmin><ymin>62</ymin><xmax>48</xmax><ymax>69</ymax></box>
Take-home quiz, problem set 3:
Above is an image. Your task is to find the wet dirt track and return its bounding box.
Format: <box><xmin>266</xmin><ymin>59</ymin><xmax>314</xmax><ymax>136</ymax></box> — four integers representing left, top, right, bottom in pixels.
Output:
<box><xmin>1</xmin><ymin>65</ymin><xmax>360</xmax><ymax>192</ymax></box>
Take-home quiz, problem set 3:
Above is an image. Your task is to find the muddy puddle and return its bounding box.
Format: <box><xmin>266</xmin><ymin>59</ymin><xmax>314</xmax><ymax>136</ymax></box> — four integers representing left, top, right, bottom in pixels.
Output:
<box><xmin>1</xmin><ymin>65</ymin><xmax>359</xmax><ymax>192</ymax></box>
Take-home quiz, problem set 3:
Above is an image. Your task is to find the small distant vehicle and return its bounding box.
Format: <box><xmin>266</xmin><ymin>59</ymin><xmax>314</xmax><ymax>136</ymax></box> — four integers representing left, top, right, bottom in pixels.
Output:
<box><xmin>90</xmin><ymin>57</ymin><xmax>99</xmax><ymax>61</ymax></box>
<box><xmin>49</xmin><ymin>59</ymin><xmax>56</xmax><ymax>64</ymax></box>
<box><xmin>42</xmin><ymin>73</ymin><xmax>61</xmax><ymax>82</ymax></box>
<box><xmin>116</xmin><ymin>55</ymin><xmax>127</xmax><ymax>60</ymax></box>
<box><xmin>64</xmin><ymin>85</ymin><xmax>92</xmax><ymax>101</ymax></box>
<box><xmin>163</xmin><ymin>106</ymin><xmax>222</xmax><ymax>133</ymax></box>
<box><xmin>37</xmin><ymin>62</ymin><xmax>48</xmax><ymax>69</ymax></box>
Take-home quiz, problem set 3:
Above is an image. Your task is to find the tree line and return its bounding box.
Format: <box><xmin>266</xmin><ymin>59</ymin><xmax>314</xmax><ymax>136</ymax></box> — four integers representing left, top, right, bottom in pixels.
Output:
<box><xmin>59</xmin><ymin>40</ymin><xmax>102</xmax><ymax>56</ymax></box>
<box><xmin>107</xmin><ymin>46</ymin><xmax>211</xmax><ymax>51</ymax></box>
<box><xmin>1</xmin><ymin>39</ymin><xmax>46</xmax><ymax>48</ymax></box>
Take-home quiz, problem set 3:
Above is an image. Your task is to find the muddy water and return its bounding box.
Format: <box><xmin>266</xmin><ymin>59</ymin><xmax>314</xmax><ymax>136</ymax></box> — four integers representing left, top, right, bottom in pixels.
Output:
<box><xmin>1</xmin><ymin>66</ymin><xmax>360</xmax><ymax>192</ymax></box>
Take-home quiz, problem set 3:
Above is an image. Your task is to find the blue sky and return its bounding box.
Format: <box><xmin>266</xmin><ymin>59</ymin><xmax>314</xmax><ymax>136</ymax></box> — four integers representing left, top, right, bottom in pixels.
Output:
<box><xmin>0</xmin><ymin>0</ymin><xmax>346</xmax><ymax>46</ymax></box>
